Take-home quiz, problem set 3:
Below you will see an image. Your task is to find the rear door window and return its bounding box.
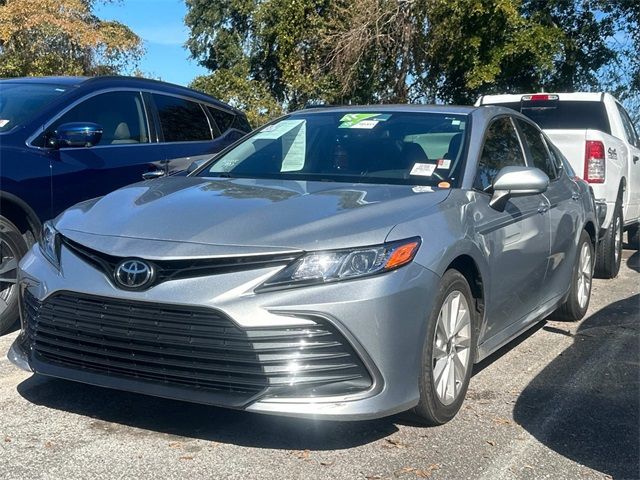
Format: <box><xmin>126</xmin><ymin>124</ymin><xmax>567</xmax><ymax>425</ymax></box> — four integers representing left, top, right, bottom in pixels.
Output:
<box><xmin>207</xmin><ymin>106</ymin><xmax>234</xmax><ymax>133</ymax></box>
<box><xmin>44</xmin><ymin>90</ymin><xmax>148</xmax><ymax>146</ymax></box>
<box><xmin>516</xmin><ymin>119</ymin><xmax>557</xmax><ymax>179</ymax></box>
<box><xmin>153</xmin><ymin>94</ymin><xmax>212</xmax><ymax>142</ymax></box>
<box><xmin>474</xmin><ymin>117</ymin><xmax>526</xmax><ymax>191</ymax></box>
<box><xmin>616</xmin><ymin>103</ymin><xmax>639</xmax><ymax>147</ymax></box>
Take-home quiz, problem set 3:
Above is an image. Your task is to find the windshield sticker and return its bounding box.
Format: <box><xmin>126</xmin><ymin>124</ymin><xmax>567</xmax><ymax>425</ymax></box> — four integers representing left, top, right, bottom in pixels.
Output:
<box><xmin>281</xmin><ymin>121</ymin><xmax>306</xmax><ymax>172</ymax></box>
<box><xmin>0</xmin><ymin>120</ymin><xmax>9</xmax><ymax>128</ymax></box>
<box><xmin>255</xmin><ymin>119</ymin><xmax>305</xmax><ymax>140</ymax></box>
<box><xmin>339</xmin><ymin>113</ymin><xmax>391</xmax><ymax>129</ymax></box>
<box><xmin>451</xmin><ymin>119</ymin><xmax>461</xmax><ymax>126</ymax></box>
<box><xmin>412</xmin><ymin>186</ymin><xmax>435</xmax><ymax>193</ymax></box>
<box><xmin>437</xmin><ymin>159</ymin><xmax>451</xmax><ymax>169</ymax></box>
<box><xmin>410</xmin><ymin>162</ymin><xmax>436</xmax><ymax>177</ymax></box>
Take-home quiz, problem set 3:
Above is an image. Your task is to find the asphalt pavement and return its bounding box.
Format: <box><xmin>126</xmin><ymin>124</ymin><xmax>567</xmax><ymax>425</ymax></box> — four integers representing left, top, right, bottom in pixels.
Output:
<box><xmin>0</xmin><ymin>247</ymin><xmax>638</xmax><ymax>480</ymax></box>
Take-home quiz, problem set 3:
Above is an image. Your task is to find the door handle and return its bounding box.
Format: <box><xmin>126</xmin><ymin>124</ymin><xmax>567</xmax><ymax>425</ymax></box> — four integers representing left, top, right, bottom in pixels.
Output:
<box><xmin>142</xmin><ymin>170</ymin><xmax>166</xmax><ymax>180</ymax></box>
<box><xmin>537</xmin><ymin>204</ymin><xmax>549</xmax><ymax>214</ymax></box>
<box><xmin>633</xmin><ymin>155</ymin><xmax>639</xmax><ymax>164</ymax></box>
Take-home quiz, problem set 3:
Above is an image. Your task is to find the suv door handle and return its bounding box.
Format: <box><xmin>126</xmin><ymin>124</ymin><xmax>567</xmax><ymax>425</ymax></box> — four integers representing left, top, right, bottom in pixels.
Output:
<box><xmin>142</xmin><ymin>170</ymin><xmax>165</xmax><ymax>180</ymax></box>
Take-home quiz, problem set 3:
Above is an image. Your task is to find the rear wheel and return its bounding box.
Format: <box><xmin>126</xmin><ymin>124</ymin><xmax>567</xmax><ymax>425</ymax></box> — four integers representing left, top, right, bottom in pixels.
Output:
<box><xmin>0</xmin><ymin>216</ymin><xmax>27</xmax><ymax>335</ymax></box>
<box><xmin>595</xmin><ymin>202</ymin><xmax>622</xmax><ymax>279</ymax></box>
<box><xmin>554</xmin><ymin>230</ymin><xmax>594</xmax><ymax>321</ymax></box>
<box><xmin>412</xmin><ymin>270</ymin><xmax>476</xmax><ymax>426</ymax></box>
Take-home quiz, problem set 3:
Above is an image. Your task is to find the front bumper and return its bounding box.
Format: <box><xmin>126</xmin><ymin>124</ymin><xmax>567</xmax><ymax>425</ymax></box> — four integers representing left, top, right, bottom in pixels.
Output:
<box><xmin>10</xmin><ymin>244</ymin><xmax>440</xmax><ymax>420</ymax></box>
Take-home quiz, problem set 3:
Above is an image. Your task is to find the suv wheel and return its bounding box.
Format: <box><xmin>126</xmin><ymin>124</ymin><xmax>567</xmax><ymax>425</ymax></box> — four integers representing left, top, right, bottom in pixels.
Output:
<box><xmin>412</xmin><ymin>270</ymin><xmax>476</xmax><ymax>426</ymax></box>
<box><xmin>595</xmin><ymin>202</ymin><xmax>622</xmax><ymax>279</ymax></box>
<box><xmin>0</xmin><ymin>216</ymin><xmax>28</xmax><ymax>335</ymax></box>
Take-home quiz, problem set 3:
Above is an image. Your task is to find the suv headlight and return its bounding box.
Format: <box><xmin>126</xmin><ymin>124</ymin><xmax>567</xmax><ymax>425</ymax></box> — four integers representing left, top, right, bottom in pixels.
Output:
<box><xmin>257</xmin><ymin>237</ymin><xmax>421</xmax><ymax>291</ymax></box>
<box><xmin>39</xmin><ymin>221</ymin><xmax>61</xmax><ymax>268</ymax></box>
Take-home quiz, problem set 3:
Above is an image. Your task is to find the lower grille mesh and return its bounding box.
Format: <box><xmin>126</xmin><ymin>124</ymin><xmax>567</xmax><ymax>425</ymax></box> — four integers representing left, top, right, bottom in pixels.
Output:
<box><xmin>24</xmin><ymin>291</ymin><xmax>371</xmax><ymax>401</ymax></box>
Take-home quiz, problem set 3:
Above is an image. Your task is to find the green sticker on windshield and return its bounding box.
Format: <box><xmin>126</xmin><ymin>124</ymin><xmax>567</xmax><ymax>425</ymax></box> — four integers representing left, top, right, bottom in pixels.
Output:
<box><xmin>339</xmin><ymin>113</ymin><xmax>391</xmax><ymax>129</ymax></box>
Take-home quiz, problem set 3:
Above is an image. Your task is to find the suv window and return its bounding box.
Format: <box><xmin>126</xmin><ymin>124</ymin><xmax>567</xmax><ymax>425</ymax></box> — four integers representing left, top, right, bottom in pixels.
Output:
<box><xmin>517</xmin><ymin>119</ymin><xmax>557</xmax><ymax>179</ymax></box>
<box><xmin>616</xmin><ymin>103</ymin><xmax>639</xmax><ymax>147</ymax></box>
<box><xmin>232</xmin><ymin>114</ymin><xmax>252</xmax><ymax>133</ymax></box>
<box><xmin>207</xmin><ymin>106</ymin><xmax>234</xmax><ymax>133</ymax></box>
<box><xmin>153</xmin><ymin>94</ymin><xmax>212</xmax><ymax>142</ymax></box>
<box><xmin>474</xmin><ymin>117</ymin><xmax>526</xmax><ymax>191</ymax></box>
<box><xmin>42</xmin><ymin>91</ymin><xmax>148</xmax><ymax>146</ymax></box>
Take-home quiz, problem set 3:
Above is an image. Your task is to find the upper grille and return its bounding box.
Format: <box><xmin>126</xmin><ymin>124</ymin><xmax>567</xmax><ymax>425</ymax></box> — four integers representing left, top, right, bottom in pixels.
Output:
<box><xmin>23</xmin><ymin>291</ymin><xmax>371</xmax><ymax>404</ymax></box>
<box><xmin>61</xmin><ymin>236</ymin><xmax>300</xmax><ymax>289</ymax></box>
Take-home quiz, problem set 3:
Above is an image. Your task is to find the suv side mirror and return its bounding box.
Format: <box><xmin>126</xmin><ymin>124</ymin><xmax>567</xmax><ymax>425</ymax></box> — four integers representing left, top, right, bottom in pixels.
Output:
<box><xmin>48</xmin><ymin>122</ymin><xmax>103</xmax><ymax>148</ymax></box>
<box><xmin>489</xmin><ymin>166</ymin><xmax>549</xmax><ymax>211</ymax></box>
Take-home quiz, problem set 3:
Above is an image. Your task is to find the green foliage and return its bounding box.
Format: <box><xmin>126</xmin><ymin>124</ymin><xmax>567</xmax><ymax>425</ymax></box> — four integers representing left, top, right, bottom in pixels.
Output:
<box><xmin>185</xmin><ymin>0</ymin><xmax>639</xmax><ymax>124</ymax></box>
<box><xmin>190</xmin><ymin>63</ymin><xmax>282</xmax><ymax>127</ymax></box>
<box><xmin>0</xmin><ymin>0</ymin><xmax>143</xmax><ymax>78</ymax></box>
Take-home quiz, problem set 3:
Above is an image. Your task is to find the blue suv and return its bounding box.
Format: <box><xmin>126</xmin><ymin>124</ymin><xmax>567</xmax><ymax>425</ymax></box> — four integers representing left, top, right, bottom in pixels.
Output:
<box><xmin>0</xmin><ymin>76</ymin><xmax>251</xmax><ymax>333</ymax></box>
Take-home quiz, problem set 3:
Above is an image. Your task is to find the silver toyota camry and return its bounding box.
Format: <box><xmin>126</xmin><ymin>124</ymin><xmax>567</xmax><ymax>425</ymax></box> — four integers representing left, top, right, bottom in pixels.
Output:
<box><xmin>10</xmin><ymin>105</ymin><xmax>598</xmax><ymax>425</ymax></box>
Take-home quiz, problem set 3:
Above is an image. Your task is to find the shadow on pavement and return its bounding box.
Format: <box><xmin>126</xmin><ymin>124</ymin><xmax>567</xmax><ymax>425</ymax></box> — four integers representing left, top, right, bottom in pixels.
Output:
<box><xmin>17</xmin><ymin>374</ymin><xmax>399</xmax><ymax>450</ymax></box>
<box><xmin>514</xmin><ymin>294</ymin><xmax>639</xmax><ymax>480</ymax></box>
<box><xmin>627</xmin><ymin>250</ymin><xmax>638</xmax><ymax>273</ymax></box>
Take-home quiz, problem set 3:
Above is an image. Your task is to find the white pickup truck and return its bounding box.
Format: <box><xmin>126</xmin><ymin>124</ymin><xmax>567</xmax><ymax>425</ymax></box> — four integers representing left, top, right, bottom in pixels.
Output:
<box><xmin>476</xmin><ymin>92</ymin><xmax>640</xmax><ymax>278</ymax></box>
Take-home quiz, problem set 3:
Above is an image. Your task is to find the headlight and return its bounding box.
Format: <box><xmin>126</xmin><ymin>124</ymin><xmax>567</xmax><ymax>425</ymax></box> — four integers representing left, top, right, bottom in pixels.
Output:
<box><xmin>257</xmin><ymin>237</ymin><xmax>421</xmax><ymax>291</ymax></box>
<box><xmin>39</xmin><ymin>221</ymin><xmax>61</xmax><ymax>268</ymax></box>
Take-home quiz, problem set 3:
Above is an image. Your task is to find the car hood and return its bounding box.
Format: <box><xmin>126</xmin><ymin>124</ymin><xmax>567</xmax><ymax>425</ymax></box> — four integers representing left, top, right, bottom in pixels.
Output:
<box><xmin>56</xmin><ymin>177</ymin><xmax>450</xmax><ymax>258</ymax></box>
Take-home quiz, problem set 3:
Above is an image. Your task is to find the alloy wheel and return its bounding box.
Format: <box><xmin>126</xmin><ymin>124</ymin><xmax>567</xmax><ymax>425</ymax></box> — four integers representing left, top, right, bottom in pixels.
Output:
<box><xmin>0</xmin><ymin>238</ymin><xmax>18</xmax><ymax>316</ymax></box>
<box><xmin>576</xmin><ymin>241</ymin><xmax>593</xmax><ymax>309</ymax></box>
<box><xmin>432</xmin><ymin>290</ymin><xmax>471</xmax><ymax>406</ymax></box>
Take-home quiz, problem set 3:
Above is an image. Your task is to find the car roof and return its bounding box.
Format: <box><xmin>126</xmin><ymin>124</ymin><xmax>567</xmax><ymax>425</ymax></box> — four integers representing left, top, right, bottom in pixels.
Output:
<box><xmin>294</xmin><ymin>104</ymin><xmax>478</xmax><ymax>115</ymax></box>
<box><xmin>0</xmin><ymin>75</ymin><xmax>243</xmax><ymax>116</ymax></box>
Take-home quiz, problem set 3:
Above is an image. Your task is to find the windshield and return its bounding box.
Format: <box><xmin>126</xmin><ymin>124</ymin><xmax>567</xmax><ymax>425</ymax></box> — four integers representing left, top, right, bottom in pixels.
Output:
<box><xmin>196</xmin><ymin>111</ymin><xmax>468</xmax><ymax>187</ymax></box>
<box><xmin>0</xmin><ymin>83</ymin><xmax>69</xmax><ymax>133</ymax></box>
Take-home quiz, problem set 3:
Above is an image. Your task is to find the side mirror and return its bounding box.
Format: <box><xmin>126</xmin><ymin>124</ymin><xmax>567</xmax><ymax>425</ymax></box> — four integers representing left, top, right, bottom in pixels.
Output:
<box><xmin>489</xmin><ymin>166</ymin><xmax>549</xmax><ymax>211</ymax></box>
<box><xmin>49</xmin><ymin>122</ymin><xmax>103</xmax><ymax>148</ymax></box>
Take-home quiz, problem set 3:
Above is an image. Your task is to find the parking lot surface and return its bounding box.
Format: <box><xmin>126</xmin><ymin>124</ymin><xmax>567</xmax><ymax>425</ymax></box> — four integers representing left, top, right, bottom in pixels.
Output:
<box><xmin>1</xmin><ymin>249</ymin><xmax>638</xmax><ymax>480</ymax></box>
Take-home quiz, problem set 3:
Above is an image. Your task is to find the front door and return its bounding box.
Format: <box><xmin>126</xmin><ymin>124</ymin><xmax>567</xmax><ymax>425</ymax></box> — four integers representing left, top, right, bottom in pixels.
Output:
<box><xmin>473</xmin><ymin>116</ymin><xmax>551</xmax><ymax>340</ymax></box>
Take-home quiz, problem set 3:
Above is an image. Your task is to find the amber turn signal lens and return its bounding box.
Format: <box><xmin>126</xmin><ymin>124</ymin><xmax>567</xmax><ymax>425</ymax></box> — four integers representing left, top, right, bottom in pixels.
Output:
<box><xmin>384</xmin><ymin>241</ymin><xmax>420</xmax><ymax>270</ymax></box>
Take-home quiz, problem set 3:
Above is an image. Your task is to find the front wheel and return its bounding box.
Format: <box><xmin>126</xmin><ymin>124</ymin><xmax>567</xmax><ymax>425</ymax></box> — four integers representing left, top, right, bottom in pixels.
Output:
<box><xmin>412</xmin><ymin>270</ymin><xmax>476</xmax><ymax>426</ymax></box>
<box><xmin>0</xmin><ymin>216</ymin><xmax>28</xmax><ymax>335</ymax></box>
<box><xmin>553</xmin><ymin>230</ymin><xmax>594</xmax><ymax>321</ymax></box>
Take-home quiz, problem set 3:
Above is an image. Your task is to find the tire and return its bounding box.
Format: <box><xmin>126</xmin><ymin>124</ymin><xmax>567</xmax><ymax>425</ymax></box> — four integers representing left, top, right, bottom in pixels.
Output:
<box><xmin>412</xmin><ymin>269</ymin><xmax>477</xmax><ymax>426</ymax></box>
<box><xmin>554</xmin><ymin>230</ymin><xmax>594</xmax><ymax>321</ymax></box>
<box><xmin>595</xmin><ymin>202</ymin><xmax>622</xmax><ymax>279</ymax></box>
<box><xmin>0</xmin><ymin>216</ymin><xmax>28</xmax><ymax>335</ymax></box>
<box><xmin>627</xmin><ymin>223</ymin><xmax>639</xmax><ymax>250</ymax></box>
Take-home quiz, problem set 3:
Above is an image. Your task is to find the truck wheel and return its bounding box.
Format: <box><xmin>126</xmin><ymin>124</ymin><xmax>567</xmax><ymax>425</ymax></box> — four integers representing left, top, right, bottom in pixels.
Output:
<box><xmin>0</xmin><ymin>216</ymin><xmax>28</xmax><ymax>335</ymax></box>
<box><xmin>628</xmin><ymin>223</ymin><xmax>639</xmax><ymax>250</ymax></box>
<box><xmin>554</xmin><ymin>230</ymin><xmax>593</xmax><ymax>321</ymax></box>
<box><xmin>595</xmin><ymin>203</ymin><xmax>622</xmax><ymax>279</ymax></box>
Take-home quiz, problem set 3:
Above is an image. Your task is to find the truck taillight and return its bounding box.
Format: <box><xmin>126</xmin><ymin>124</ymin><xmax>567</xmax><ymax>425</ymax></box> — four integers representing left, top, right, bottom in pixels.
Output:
<box><xmin>584</xmin><ymin>140</ymin><xmax>606</xmax><ymax>183</ymax></box>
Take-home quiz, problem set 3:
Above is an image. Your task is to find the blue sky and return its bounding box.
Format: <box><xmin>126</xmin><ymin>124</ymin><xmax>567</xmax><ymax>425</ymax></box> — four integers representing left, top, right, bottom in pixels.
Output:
<box><xmin>95</xmin><ymin>0</ymin><xmax>208</xmax><ymax>86</ymax></box>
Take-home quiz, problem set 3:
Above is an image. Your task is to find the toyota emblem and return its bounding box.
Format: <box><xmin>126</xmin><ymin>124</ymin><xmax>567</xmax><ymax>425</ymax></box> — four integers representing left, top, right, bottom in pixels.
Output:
<box><xmin>114</xmin><ymin>259</ymin><xmax>154</xmax><ymax>289</ymax></box>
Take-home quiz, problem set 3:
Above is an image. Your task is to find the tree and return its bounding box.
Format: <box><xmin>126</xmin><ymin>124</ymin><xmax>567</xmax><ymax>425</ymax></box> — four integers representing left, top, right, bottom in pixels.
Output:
<box><xmin>185</xmin><ymin>0</ymin><xmax>639</xmax><ymax>123</ymax></box>
<box><xmin>0</xmin><ymin>0</ymin><xmax>142</xmax><ymax>78</ymax></box>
